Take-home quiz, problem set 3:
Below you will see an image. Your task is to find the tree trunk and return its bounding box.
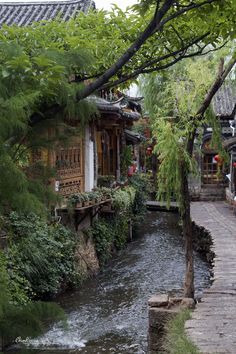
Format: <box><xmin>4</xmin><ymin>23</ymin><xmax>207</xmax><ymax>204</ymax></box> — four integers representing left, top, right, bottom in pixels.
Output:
<box><xmin>179</xmin><ymin>159</ymin><xmax>194</xmax><ymax>298</ymax></box>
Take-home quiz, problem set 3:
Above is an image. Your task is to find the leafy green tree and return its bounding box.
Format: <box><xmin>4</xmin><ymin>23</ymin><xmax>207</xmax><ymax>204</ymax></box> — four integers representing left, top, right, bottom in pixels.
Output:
<box><xmin>141</xmin><ymin>54</ymin><xmax>236</xmax><ymax>297</ymax></box>
<box><xmin>2</xmin><ymin>1</ymin><xmax>235</xmax><ymax>97</ymax></box>
<box><xmin>0</xmin><ymin>40</ymin><xmax>96</xmax><ymax>214</ymax></box>
<box><xmin>75</xmin><ymin>0</ymin><xmax>236</xmax><ymax>98</ymax></box>
<box><xmin>4</xmin><ymin>212</ymin><xmax>79</xmax><ymax>299</ymax></box>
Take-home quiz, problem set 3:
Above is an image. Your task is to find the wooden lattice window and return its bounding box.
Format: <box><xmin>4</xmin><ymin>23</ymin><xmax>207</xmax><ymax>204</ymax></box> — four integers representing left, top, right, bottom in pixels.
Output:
<box><xmin>55</xmin><ymin>143</ymin><xmax>83</xmax><ymax>177</ymax></box>
<box><xmin>55</xmin><ymin>140</ymin><xmax>84</xmax><ymax>196</ymax></box>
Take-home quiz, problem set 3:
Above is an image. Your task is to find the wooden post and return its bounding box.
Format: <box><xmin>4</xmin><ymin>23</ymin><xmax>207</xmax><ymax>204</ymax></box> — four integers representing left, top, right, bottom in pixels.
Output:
<box><xmin>116</xmin><ymin>133</ymin><xmax>121</xmax><ymax>181</ymax></box>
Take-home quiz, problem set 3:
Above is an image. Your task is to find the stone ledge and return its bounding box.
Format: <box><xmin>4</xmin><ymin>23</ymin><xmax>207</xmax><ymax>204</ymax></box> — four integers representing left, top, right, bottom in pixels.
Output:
<box><xmin>148</xmin><ymin>294</ymin><xmax>169</xmax><ymax>307</ymax></box>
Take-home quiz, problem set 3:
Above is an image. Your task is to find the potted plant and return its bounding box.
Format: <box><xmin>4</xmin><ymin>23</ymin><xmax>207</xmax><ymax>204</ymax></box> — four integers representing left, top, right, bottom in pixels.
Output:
<box><xmin>93</xmin><ymin>191</ymin><xmax>101</xmax><ymax>204</ymax></box>
<box><xmin>92</xmin><ymin>189</ymin><xmax>103</xmax><ymax>203</ymax></box>
<box><xmin>82</xmin><ymin>193</ymin><xmax>90</xmax><ymax>207</ymax></box>
<box><xmin>97</xmin><ymin>175</ymin><xmax>116</xmax><ymax>187</ymax></box>
<box><xmin>75</xmin><ymin>193</ymin><xmax>84</xmax><ymax>208</ymax></box>
<box><xmin>99</xmin><ymin>187</ymin><xmax>112</xmax><ymax>201</ymax></box>
<box><xmin>87</xmin><ymin>191</ymin><xmax>96</xmax><ymax>205</ymax></box>
<box><xmin>67</xmin><ymin>194</ymin><xmax>83</xmax><ymax>209</ymax></box>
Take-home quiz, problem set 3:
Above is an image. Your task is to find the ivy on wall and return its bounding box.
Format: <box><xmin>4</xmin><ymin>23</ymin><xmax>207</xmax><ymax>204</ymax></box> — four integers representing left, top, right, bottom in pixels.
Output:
<box><xmin>91</xmin><ymin>174</ymin><xmax>150</xmax><ymax>266</ymax></box>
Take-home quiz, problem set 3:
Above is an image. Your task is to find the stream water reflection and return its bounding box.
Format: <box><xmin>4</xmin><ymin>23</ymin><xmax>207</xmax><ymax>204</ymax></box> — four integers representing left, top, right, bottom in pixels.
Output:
<box><xmin>11</xmin><ymin>211</ymin><xmax>210</xmax><ymax>354</ymax></box>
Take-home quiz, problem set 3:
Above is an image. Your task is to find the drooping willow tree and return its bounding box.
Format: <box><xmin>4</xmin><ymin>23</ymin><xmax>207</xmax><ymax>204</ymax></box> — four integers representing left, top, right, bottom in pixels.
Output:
<box><xmin>140</xmin><ymin>54</ymin><xmax>236</xmax><ymax>297</ymax></box>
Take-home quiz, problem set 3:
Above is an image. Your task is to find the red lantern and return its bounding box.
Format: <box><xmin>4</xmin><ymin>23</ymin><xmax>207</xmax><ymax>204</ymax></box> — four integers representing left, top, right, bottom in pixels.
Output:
<box><xmin>233</xmin><ymin>162</ymin><xmax>236</xmax><ymax>168</ymax></box>
<box><xmin>214</xmin><ymin>155</ymin><xmax>223</xmax><ymax>165</ymax></box>
<box><xmin>214</xmin><ymin>154</ymin><xmax>220</xmax><ymax>162</ymax></box>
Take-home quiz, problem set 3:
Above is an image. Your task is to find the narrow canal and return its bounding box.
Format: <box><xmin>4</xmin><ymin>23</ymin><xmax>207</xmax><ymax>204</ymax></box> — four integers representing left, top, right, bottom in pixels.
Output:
<box><xmin>16</xmin><ymin>211</ymin><xmax>210</xmax><ymax>354</ymax></box>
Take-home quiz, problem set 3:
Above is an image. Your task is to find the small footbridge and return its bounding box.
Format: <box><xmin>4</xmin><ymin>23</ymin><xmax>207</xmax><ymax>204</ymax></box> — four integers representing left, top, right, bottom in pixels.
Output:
<box><xmin>146</xmin><ymin>200</ymin><xmax>179</xmax><ymax>212</ymax></box>
<box><xmin>186</xmin><ymin>201</ymin><xmax>236</xmax><ymax>353</ymax></box>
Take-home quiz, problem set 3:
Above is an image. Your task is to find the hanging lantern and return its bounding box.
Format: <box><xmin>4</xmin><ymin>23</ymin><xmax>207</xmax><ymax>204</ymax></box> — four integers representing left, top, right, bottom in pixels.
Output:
<box><xmin>214</xmin><ymin>154</ymin><xmax>224</xmax><ymax>165</ymax></box>
<box><xmin>233</xmin><ymin>162</ymin><xmax>236</xmax><ymax>168</ymax></box>
<box><xmin>214</xmin><ymin>154</ymin><xmax>220</xmax><ymax>162</ymax></box>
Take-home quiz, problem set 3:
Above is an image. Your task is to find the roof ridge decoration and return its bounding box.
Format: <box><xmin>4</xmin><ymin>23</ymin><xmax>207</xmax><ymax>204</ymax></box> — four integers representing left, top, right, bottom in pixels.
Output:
<box><xmin>0</xmin><ymin>0</ymin><xmax>95</xmax><ymax>27</ymax></box>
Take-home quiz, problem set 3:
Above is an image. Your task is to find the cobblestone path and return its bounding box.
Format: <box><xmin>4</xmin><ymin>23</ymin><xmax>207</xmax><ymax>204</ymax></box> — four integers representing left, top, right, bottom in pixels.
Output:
<box><xmin>185</xmin><ymin>202</ymin><xmax>236</xmax><ymax>353</ymax></box>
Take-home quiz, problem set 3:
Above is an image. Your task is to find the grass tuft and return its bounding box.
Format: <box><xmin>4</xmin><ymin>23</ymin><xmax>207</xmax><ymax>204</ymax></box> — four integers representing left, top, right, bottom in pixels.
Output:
<box><xmin>162</xmin><ymin>309</ymin><xmax>200</xmax><ymax>354</ymax></box>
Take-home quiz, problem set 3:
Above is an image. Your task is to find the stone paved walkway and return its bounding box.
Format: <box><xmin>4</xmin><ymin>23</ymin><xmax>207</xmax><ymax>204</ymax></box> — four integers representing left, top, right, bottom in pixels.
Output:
<box><xmin>185</xmin><ymin>202</ymin><xmax>236</xmax><ymax>354</ymax></box>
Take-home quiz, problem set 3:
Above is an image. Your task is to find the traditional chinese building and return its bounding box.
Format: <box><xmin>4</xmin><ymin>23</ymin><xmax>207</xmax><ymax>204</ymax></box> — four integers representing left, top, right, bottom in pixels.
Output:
<box><xmin>197</xmin><ymin>85</ymin><xmax>236</xmax><ymax>202</ymax></box>
<box><xmin>94</xmin><ymin>95</ymin><xmax>141</xmax><ymax>180</ymax></box>
<box><xmin>212</xmin><ymin>85</ymin><xmax>236</xmax><ymax>204</ymax></box>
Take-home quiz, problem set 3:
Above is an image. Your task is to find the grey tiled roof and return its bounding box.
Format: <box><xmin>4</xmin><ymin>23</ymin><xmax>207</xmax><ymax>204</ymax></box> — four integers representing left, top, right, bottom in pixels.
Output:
<box><xmin>223</xmin><ymin>136</ymin><xmax>236</xmax><ymax>150</ymax></box>
<box><xmin>0</xmin><ymin>0</ymin><xmax>95</xmax><ymax>27</ymax></box>
<box><xmin>212</xmin><ymin>85</ymin><xmax>236</xmax><ymax>118</ymax></box>
<box><xmin>88</xmin><ymin>95</ymin><xmax>141</xmax><ymax>121</ymax></box>
<box><xmin>125</xmin><ymin>129</ymin><xmax>144</xmax><ymax>143</ymax></box>
<box><xmin>88</xmin><ymin>96</ymin><xmax>121</xmax><ymax>113</ymax></box>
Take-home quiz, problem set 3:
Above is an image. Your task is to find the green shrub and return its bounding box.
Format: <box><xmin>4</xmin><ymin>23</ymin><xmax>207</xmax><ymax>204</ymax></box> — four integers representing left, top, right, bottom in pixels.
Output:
<box><xmin>128</xmin><ymin>173</ymin><xmax>150</xmax><ymax>217</ymax></box>
<box><xmin>112</xmin><ymin>216</ymin><xmax>129</xmax><ymax>249</ymax></box>
<box><xmin>112</xmin><ymin>186</ymin><xmax>135</xmax><ymax>212</ymax></box>
<box><xmin>0</xmin><ymin>251</ymin><xmax>66</xmax><ymax>350</ymax></box>
<box><xmin>5</xmin><ymin>212</ymin><xmax>78</xmax><ymax>299</ymax></box>
<box><xmin>90</xmin><ymin>178</ymin><xmax>149</xmax><ymax>266</ymax></box>
<box><xmin>97</xmin><ymin>175</ymin><xmax>115</xmax><ymax>187</ymax></box>
<box><xmin>90</xmin><ymin>219</ymin><xmax>113</xmax><ymax>266</ymax></box>
<box><xmin>0</xmin><ymin>251</ymin><xmax>30</xmax><ymax>305</ymax></box>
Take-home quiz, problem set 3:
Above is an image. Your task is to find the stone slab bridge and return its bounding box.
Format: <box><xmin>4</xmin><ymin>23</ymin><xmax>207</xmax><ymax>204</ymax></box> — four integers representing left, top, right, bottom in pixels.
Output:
<box><xmin>186</xmin><ymin>201</ymin><xmax>236</xmax><ymax>354</ymax></box>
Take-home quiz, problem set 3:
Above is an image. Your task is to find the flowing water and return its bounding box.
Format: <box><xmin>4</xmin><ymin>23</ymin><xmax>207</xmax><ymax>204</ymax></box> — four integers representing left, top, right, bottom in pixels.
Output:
<box><xmin>11</xmin><ymin>211</ymin><xmax>210</xmax><ymax>354</ymax></box>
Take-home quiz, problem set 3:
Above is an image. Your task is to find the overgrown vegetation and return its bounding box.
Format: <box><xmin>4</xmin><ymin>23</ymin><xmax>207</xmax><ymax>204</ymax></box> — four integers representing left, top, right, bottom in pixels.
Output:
<box><xmin>90</xmin><ymin>174</ymin><xmax>149</xmax><ymax>266</ymax></box>
<box><xmin>0</xmin><ymin>251</ymin><xmax>66</xmax><ymax>351</ymax></box>
<box><xmin>162</xmin><ymin>310</ymin><xmax>200</xmax><ymax>354</ymax></box>
<box><xmin>128</xmin><ymin>173</ymin><xmax>151</xmax><ymax>217</ymax></box>
<box><xmin>3</xmin><ymin>212</ymin><xmax>78</xmax><ymax>301</ymax></box>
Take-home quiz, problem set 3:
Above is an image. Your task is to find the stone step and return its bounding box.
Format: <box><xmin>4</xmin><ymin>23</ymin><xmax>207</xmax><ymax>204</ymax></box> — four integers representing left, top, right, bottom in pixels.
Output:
<box><xmin>200</xmin><ymin>193</ymin><xmax>225</xmax><ymax>198</ymax></box>
<box><xmin>200</xmin><ymin>196</ymin><xmax>225</xmax><ymax>201</ymax></box>
<box><xmin>200</xmin><ymin>192</ymin><xmax>225</xmax><ymax>196</ymax></box>
<box><xmin>200</xmin><ymin>189</ymin><xmax>225</xmax><ymax>194</ymax></box>
<box><xmin>199</xmin><ymin>187</ymin><xmax>225</xmax><ymax>201</ymax></box>
<box><xmin>200</xmin><ymin>188</ymin><xmax>225</xmax><ymax>193</ymax></box>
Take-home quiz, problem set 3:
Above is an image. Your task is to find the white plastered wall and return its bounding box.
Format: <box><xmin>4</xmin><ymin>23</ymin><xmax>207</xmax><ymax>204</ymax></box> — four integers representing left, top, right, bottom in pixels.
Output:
<box><xmin>84</xmin><ymin>126</ymin><xmax>94</xmax><ymax>191</ymax></box>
